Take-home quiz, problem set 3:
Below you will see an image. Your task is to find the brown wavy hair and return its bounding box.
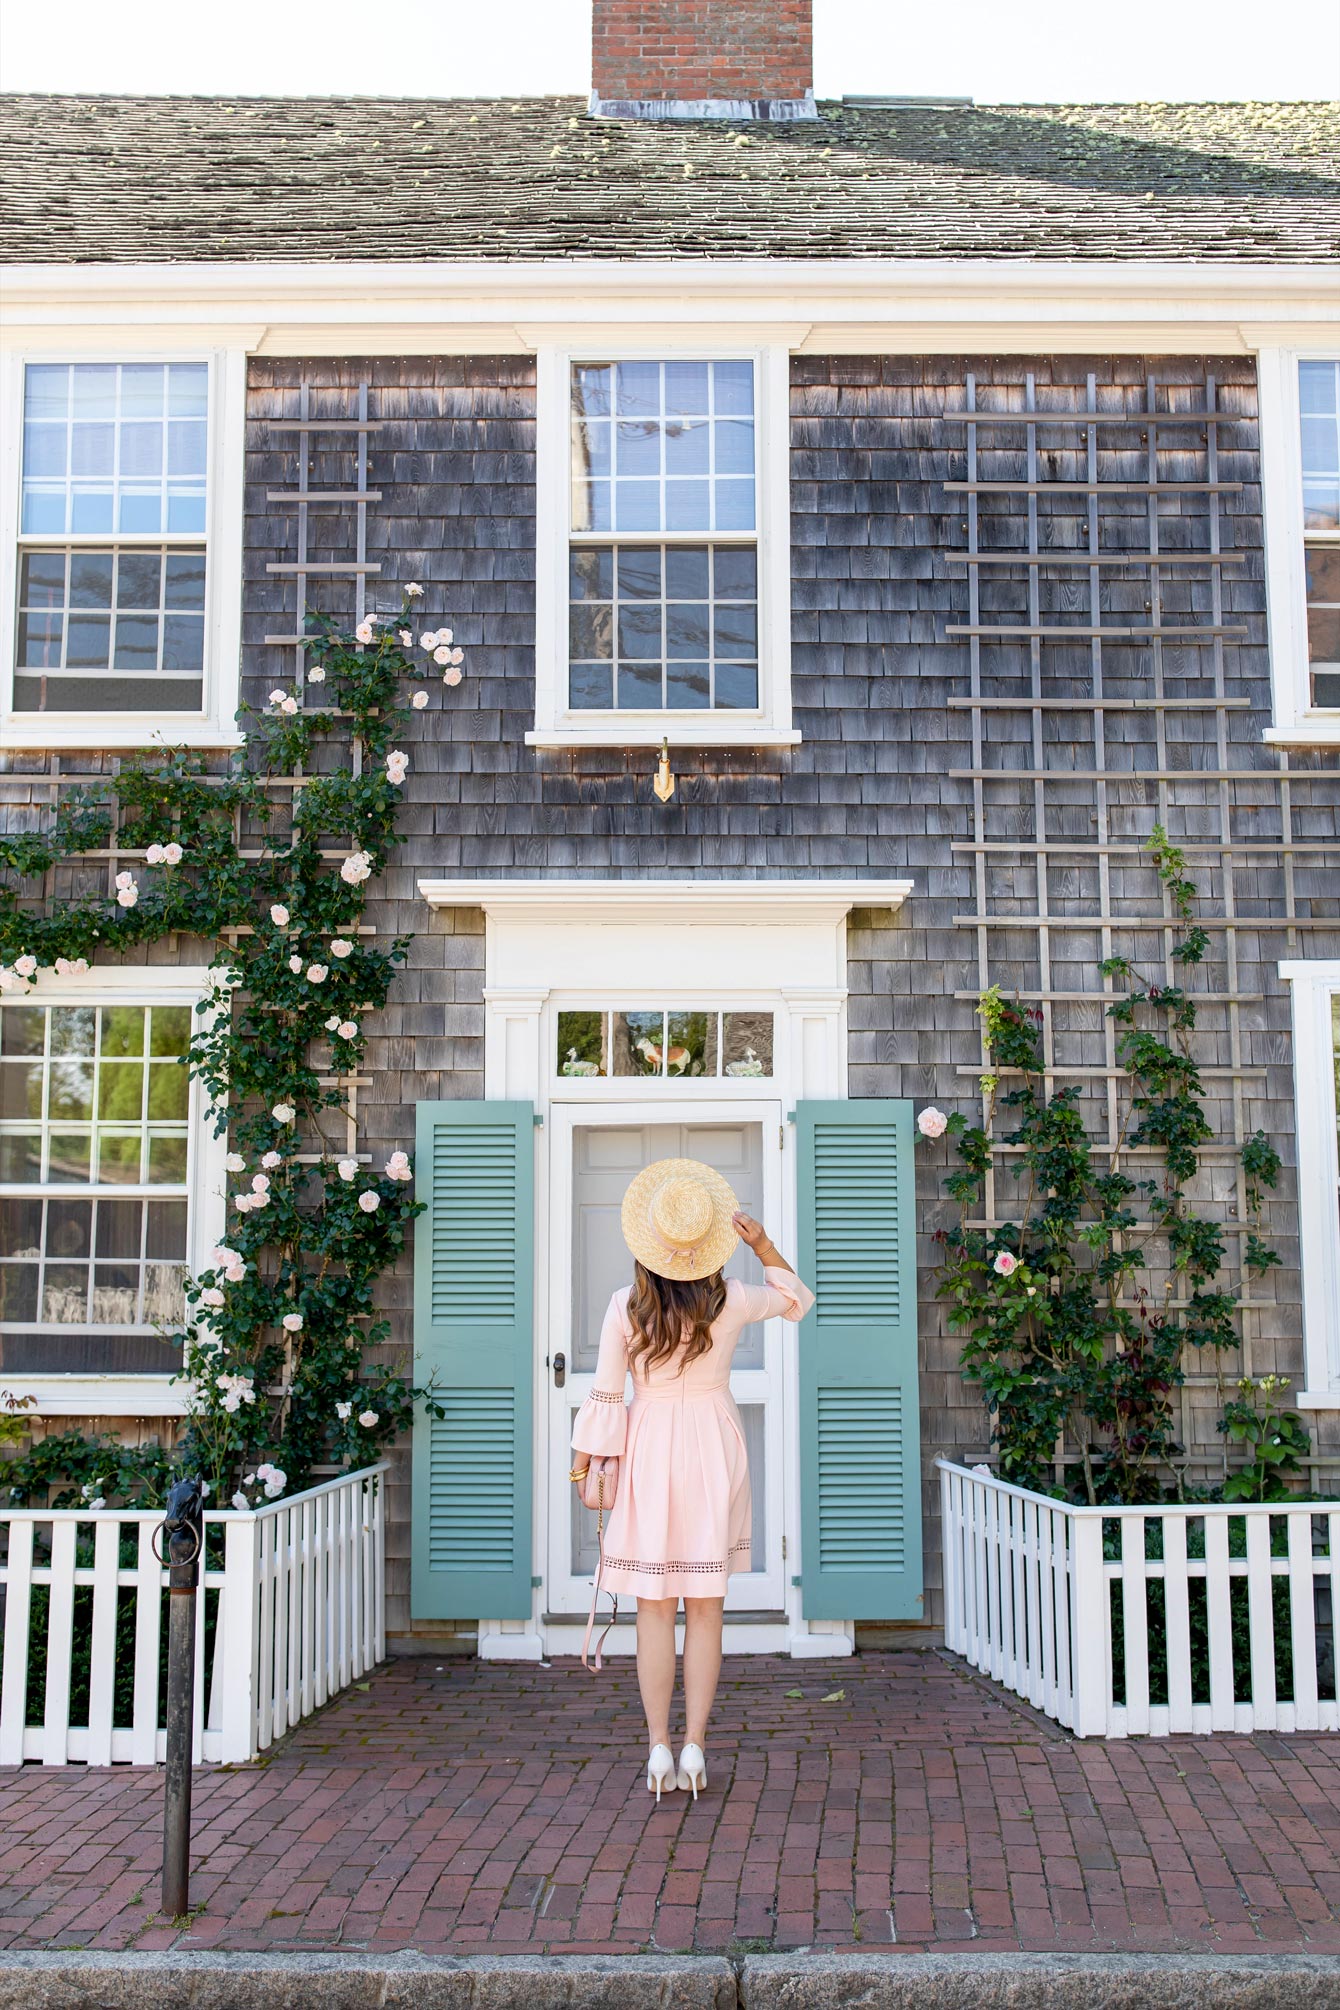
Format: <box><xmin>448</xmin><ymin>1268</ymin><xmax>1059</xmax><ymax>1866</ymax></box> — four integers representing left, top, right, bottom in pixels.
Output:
<box><xmin>627</xmin><ymin>1262</ymin><xmax>728</xmax><ymax>1376</ymax></box>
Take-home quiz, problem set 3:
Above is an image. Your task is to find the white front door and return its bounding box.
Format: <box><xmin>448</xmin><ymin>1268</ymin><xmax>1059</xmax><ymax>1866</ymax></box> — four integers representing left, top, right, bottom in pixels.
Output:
<box><xmin>546</xmin><ymin>1101</ymin><xmax>786</xmax><ymax>1615</ymax></box>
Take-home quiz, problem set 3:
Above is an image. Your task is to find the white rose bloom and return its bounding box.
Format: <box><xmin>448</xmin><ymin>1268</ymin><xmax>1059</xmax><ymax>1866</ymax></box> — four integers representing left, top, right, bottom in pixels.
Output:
<box><xmin>337</xmin><ymin>1020</ymin><xmax>358</xmax><ymax>1040</ymax></box>
<box><xmin>337</xmin><ymin>1157</ymin><xmax>359</xmax><ymax>1181</ymax></box>
<box><xmin>262</xmin><ymin>1150</ymin><xmax>281</xmax><ymax>1170</ymax></box>
<box><xmin>306</xmin><ymin>665</ymin><xmax>326</xmax><ymax>683</ymax></box>
<box><xmin>336</xmin><ymin>1401</ymin><xmax>352</xmax><ymax>1420</ymax></box>
<box><xmin>163</xmin><ymin>843</ymin><xmax>183</xmax><ymax>866</ymax></box>
<box><xmin>412</xmin><ymin>690</ymin><xmax>429</xmax><ymax>709</ymax></box>
<box><xmin>330</xmin><ymin>939</ymin><xmax>353</xmax><ymax>958</ymax></box>
<box><xmin>272</xmin><ymin>1103</ymin><xmax>296</xmax><ymax>1124</ymax></box>
<box><xmin>358</xmin><ymin>1190</ymin><xmax>381</xmax><ymax>1213</ymax></box>
<box><xmin>307</xmin><ymin>964</ymin><xmax>328</xmax><ymax>984</ymax></box>
<box><xmin>225</xmin><ymin>1152</ymin><xmax>246</xmax><ymax>1172</ymax></box>
<box><xmin>231</xmin><ymin>1493</ymin><xmax>250</xmax><ymax>1512</ymax></box>
<box><xmin>354</xmin><ymin>619</ymin><xmax>375</xmax><ymax>645</ymax></box>
<box><xmin>359</xmin><ymin>1411</ymin><xmax>379</xmax><ymax>1429</ymax></box>
<box><xmin>288</xmin><ymin>954</ymin><xmax>303</xmax><ymax>973</ymax></box>
<box><xmin>271</xmin><ymin>904</ymin><xmax>290</xmax><ymax>926</ymax></box>
<box><xmin>406</xmin><ymin>582</ymin><xmax>423</xmax><ymax>596</ymax></box>
<box><xmin>432</xmin><ymin>645</ymin><xmax>451</xmax><ymax>666</ymax></box>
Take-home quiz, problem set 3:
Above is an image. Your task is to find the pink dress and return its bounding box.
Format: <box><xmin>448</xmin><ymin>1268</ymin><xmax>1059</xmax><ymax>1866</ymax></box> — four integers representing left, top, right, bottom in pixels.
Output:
<box><xmin>570</xmin><ymin>1266</ymin><xmax>815</xmax><ymax>1600</ymax></box>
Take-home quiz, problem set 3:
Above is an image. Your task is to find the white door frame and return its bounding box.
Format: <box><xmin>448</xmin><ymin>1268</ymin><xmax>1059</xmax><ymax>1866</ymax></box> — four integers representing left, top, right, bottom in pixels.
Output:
<box><xmin>425</xmin><ymin>878</ymin><xmax>924</xmax><ymax>1660</ymax></box>
<box><xmin>546</xmin><ymin>1097</ymin><xmax>789</xmax><ymax>1627</ymax></box>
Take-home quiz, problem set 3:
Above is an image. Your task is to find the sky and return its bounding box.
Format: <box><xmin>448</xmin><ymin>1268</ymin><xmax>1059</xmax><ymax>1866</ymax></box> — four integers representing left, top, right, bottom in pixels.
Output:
<box><xmin>1</xmin><ymin>0</ymin><xmax>1337</xmax><ymax>101</ymax></box>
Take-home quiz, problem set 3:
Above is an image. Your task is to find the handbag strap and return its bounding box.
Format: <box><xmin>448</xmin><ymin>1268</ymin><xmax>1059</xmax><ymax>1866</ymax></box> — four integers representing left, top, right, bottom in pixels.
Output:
<box><xmin>581</xmin><ymin>1476</ymin><xmax>618</xmax><ymax>1673</ymax></box>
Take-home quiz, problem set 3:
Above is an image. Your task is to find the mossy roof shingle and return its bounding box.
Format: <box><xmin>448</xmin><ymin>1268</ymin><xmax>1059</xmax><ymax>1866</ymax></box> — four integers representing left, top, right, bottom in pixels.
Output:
<box><xmin>2</xmin><ymin>94</ymin><xmax>1337</xmax><ymax>263</ymax></box>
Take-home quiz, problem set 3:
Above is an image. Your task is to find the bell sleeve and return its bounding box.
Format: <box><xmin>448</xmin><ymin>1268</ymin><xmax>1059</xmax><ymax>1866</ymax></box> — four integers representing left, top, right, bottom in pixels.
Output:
<box><xmin>570</xmin><ymin>1290</ymin><xmax>631</xmax><ymax>1459</ymax></box>
<box><xmin>732</xmin><ymin>1263</ymin><xmax>815</xmax><ymax>1327</ymax></box>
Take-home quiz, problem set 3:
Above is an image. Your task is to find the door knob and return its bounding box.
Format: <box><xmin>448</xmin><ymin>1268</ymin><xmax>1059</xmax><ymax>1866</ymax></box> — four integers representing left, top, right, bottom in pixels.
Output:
<box><xmin>553</xmin><ymin>1352</ymin><xmax>566</xmax><ymax>1388</ymax></box>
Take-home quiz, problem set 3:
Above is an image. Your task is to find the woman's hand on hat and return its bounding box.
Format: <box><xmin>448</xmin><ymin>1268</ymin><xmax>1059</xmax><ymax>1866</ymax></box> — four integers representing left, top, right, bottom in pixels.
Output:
<box><xmin>733</xmin><ymin>1211</ymin><xmax>780</xmax><ymax>1264</ymax></box>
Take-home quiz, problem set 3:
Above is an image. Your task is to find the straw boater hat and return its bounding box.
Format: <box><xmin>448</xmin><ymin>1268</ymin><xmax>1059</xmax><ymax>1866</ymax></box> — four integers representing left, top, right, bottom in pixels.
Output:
<box><xmin>621</xmin><ymin>1158</ymin><xmax>739</xmax><ymax>1282</ymax></box>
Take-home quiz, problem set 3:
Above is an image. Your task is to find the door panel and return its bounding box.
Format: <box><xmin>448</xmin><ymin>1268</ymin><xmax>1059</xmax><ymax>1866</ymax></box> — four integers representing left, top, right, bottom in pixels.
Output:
<box><xmin>549</xmin><ymin>1105</ymin><xmax>784</xmax><ymax>1614</ymax></box>
<box><xmin>571</xmin><ymin>1121</ymin><xmax>766</xmax><ymax>1371</ymax></box>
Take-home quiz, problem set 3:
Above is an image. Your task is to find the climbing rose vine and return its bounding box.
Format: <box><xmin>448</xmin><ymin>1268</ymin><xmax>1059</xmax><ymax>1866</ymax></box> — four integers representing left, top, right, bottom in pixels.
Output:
<box><xmin>918</xmin><ymin>829</ymin><xmax>1295</xmax><ymax>1507</ymax></box>
<box><xmin>0</xmin><ymin>596</ymin><xmax>461</xmax><ymax>1509</ymax></box>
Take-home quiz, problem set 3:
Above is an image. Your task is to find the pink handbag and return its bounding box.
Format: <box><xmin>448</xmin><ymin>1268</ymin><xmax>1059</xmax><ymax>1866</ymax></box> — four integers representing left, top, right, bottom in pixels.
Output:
<box><xmin>573</xmin><ymin>1455</ymin><xmax>619</xmax><ymax>1672</ymax></box>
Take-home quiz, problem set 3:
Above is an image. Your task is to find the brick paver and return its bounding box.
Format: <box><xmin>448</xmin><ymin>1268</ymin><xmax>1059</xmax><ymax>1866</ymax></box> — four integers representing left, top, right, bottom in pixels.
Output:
<box><xmin>1</xmin><ymin>1651</ymin><xmax>1338</xmax><ymax>1956</ymax></box>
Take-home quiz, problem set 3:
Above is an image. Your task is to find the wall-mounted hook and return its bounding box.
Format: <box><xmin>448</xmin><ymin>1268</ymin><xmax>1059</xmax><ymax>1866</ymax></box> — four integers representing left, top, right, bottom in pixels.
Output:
<box><xmin>652</xmin><ymin>737</ymin><xmax>676</xmax><ymax>804</ymax></box>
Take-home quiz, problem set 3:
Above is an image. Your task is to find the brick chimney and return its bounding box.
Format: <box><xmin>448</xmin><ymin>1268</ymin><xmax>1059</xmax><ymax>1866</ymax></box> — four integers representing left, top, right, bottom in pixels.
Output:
<box><xmin>590</xmin><ymin>0</ymin><xmax>816</xmax><ymax>120</ymax></box>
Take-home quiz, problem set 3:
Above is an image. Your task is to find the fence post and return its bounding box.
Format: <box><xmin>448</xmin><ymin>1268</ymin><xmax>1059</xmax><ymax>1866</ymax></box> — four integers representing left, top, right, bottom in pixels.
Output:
<box><xmin>1069</xmin><ymin>1511</ymin><xmax>1109</xmax><ymax>1737</ymax></box>
<box><xmin>160</xmin><ymin>1477</ymin><xmax>204</xmax><ymax>1919</ymax></box>
<box><xmin>218</xmin><ymin>1510</ymin><xmax>261</xmax><ymax>1765</ymax></box>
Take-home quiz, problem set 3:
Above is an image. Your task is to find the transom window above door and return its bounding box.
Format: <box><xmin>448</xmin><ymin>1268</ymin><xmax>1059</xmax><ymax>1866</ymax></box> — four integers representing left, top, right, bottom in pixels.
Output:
<box><xmin>530</xmin><ymin>347</ymin><xmax>797</xmax><ymax>750</ymax></box>
<box><xmin>557</xmin><ymin>1010</ymin><xmax>774</xmax><ymax>1080</ymax></box>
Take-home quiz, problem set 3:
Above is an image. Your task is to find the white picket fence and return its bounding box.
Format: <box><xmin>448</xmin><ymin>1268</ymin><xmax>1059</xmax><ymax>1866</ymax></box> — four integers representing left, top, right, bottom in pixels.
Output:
<box><xmin>0</xmin><ymin>1463</ymin><xmax>388</xmax><ymax>1766</ymax></box>
<box><xmin>938</xmin><ymin>1458</ymin><xmax>1340</xmax><ymax>1737</ymax></box>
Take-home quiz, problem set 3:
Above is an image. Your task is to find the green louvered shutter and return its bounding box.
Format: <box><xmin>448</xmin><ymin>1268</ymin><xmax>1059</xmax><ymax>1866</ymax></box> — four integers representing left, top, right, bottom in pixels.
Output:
<box><xmin>796</xmin><ymin>1099</ymin><xmax>922</xmax><ymax>1621</ymax></box>
<box><xmin>411</xmin><ymin>1101</ymin><xmax>534</xmax><ymax>1621</ymax></box>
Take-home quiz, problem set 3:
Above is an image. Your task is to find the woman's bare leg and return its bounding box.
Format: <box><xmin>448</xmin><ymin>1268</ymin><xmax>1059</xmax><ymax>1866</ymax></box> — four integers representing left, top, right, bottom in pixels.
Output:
<box><xmin>635</xmin><ymin>1596</ymin><xmax>679</xmax><ymax>1750</ymax></box>
<box><xmin>682</xmin><ymin>1596</ymin><xmax>724</xmax><ymax>1747</ymax></box>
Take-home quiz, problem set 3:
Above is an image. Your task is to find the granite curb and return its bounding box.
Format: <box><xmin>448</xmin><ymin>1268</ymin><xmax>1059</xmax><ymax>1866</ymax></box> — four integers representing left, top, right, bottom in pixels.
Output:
<box><xmin>4</xmin><ymin>1950</ymin><xmax>1340</xmax><ymax>2010</ymax></box>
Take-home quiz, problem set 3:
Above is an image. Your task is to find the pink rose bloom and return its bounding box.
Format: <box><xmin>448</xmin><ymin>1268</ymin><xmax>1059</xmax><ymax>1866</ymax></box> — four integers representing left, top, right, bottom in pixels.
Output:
<box><xmin>163</xmin><ymin>841</ymin><xmax>183</xmax><ymax>866</ymax></box>
<box><xmin>14</xmin><ymin>954</ymin><xmax>37</xmax><ymax>978</ymax></box>
<box><xmin>354</xmin><ymin>619</ymin><xmax>375</xmax><ymax>645</ymax></box>
<box><xmin>358</xmin><ymin>1191</ymin><xmax>381</xmax><ymax>1213</ymax></box>
<box><xmin>412</xmin><ymin>690</ymin><xmax>429</xmax><ymax>709</ymax></box>
<box><xmin>917</xmin><ymin>1107</ymin><xmax>948</xmax><ymax>1139</ymax></box>
<box><xmin>384</xmin><ymin>1150</ymin><xmax>412</xmax><ymax>1181</ymax></box>
<box><xmin>443</xmin><ymin>667</ymin><xmax>463</xmax><ymax>688</ymax></box>
<box><xmin>271</xmin><ymin>904</ymin><xmax>290</xmax><ymax>926</ymax></box>
<box><xmin>992</xmin><ymin>1251</ymin><xmax>1020</xmax><ymax>1278</ymax></box>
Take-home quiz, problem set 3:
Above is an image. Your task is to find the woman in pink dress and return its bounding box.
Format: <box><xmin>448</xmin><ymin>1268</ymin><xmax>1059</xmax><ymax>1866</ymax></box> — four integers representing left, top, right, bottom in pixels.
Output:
<box><xmin>569</xmin><ymin>1156</ymin><xmax>814</xmax><ymax>1803</ymax></box>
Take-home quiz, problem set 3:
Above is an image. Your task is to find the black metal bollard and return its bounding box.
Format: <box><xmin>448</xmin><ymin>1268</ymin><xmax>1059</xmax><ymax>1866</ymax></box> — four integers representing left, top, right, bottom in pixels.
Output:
<box><xmin>158</xmin><ymin>1475</ymin><xmax>204</xmax><ymax>1919</ymax></box>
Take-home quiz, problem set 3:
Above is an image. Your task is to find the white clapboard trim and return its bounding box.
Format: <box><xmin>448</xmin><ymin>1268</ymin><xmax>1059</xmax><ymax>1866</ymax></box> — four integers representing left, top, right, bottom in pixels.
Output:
<box><xmin>936</xmin><ymin>1460</ymin><xmax>1340</xmax><ymax>1739</ymax></box>
<box><xmin>0</xmin><ymin>1464</ymin><xmax>388</xmax><ymax>1768</ymax></box>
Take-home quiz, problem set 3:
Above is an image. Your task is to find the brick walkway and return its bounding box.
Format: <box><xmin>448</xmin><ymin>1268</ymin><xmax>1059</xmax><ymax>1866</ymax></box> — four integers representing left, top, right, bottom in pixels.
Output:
<box><xmin>2</xmin><ymin>1652</ymin><xmax>1339</xmax><ymax>1957</ymax></box>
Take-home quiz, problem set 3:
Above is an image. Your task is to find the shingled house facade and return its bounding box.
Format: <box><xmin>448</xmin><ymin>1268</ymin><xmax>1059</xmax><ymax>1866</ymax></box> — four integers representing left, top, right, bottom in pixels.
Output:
<box><xmin>2</xmin><ymin>14</ymin><xmax>1339</xmax><ymax>1656</ymax></box>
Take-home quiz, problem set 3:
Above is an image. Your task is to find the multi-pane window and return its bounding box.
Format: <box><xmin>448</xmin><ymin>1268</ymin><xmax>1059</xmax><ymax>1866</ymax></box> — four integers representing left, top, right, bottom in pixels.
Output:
<box><xmin>15</xmin><ymin>362</ymin><xmax>209</xmax><ymax>714</ymax></box>
<box><xmin>567</xmin><ymin>359</ymin><xmax>759</xmax><ymax>714</ymax></box>
<box><xmin>0</xmin><ymin>1001</ymin><xmax>194</xmax><ymax>1373</ymax></box>
<box><xmin>557</xmin><ymin>1009</ymin><xmax>774</xmax><ymax>1079</ymax></box>
<box><xmin>1301</xmin><ymin>359</ymin><xmax>1340</xmax><ymax>709</ymax></box>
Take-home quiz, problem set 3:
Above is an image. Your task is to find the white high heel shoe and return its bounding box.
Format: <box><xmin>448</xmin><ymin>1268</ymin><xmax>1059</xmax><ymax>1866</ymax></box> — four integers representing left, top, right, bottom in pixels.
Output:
<box><xmin>676</xmin><ymin>1743</ymin><xmax>707</xmax><ymax>1800</ymax></box>
<box><xmin>646</xmin><ymin>1744</ymin><xmax>677</xmax><ymax>1804</ymax></box>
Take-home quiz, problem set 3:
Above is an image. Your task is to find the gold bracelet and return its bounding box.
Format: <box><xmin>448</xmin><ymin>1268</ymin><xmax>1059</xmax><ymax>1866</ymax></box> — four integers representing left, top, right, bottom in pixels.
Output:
<box><xmin>569</xmin><ymin>1464</ymin><xmax>590</xmax><ymax>1482</ymax></box>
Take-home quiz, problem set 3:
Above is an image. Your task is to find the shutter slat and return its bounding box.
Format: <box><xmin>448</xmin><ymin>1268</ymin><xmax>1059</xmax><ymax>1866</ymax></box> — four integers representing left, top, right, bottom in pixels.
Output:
<box><xmin>412</xmin><ymin>1102</ymin><xmax>534</xmax><ymax>1621</ymax></box>
<box><xmin>797</xmin><ymin>1100</ymin><xmax>923</xmax><ymax>1621</ymax></box>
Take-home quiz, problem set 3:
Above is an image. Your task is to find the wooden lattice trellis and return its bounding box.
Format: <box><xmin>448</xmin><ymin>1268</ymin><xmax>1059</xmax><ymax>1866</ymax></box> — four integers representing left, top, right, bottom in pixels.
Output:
<box><xmin>945</xmin><ymin>369</ymin><xmax>1340</xmax><ymax>1488</ymax></box>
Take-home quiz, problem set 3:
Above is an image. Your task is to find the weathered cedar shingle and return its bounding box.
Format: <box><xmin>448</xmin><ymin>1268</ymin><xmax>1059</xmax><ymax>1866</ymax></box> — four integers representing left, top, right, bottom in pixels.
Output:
<box><xmin>1</xmin><ymin>95</ymin><xmax>1336</xmax><ymax>263</ymax></box>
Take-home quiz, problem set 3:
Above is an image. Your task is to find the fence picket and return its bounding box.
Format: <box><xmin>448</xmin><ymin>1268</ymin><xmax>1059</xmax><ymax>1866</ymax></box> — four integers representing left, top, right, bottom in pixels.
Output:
<box><xmin>1201</xmin><ymin>1512</ymin><xmax>1236</xmax><ymax>1730</ymax></box>
<box><xmin>1245</xmin><ymin>1513</ymin><xmax>1278</xmax><ymax>1730</ymax></box>
<box><xmin>85</xmin><ymin>1517</ymin><xmax>122</xmax><ymax>1767</ymax></box>
<box><xmin>0</xmin><ymin>1518</ymin><xmax>35</xmax><ymax>1766</ymax></box>
<box><xmin>1051</xmin><ymin>1506</ymin><xmax>1074</xmax><ymax>1727</ymax></box>
<box><xmin>42</xmin><ymin>1519</ymin><xmax>78</xmax><ymax>1766</ymax></box>
<box><xmin>1119</xmin><ymin>1515</ymin><xmax>1150</xmax><ymax>1735</ymax></box>
<box><xmin>1285</xmin><ymin>1512</ymin><xmax>1319</xmax><ymax>1731</ymax></box>
<box><xmin>1162</xmin><ymin>1514</ymin><xmax>1193</xmax><ymax>1732</ymax></box>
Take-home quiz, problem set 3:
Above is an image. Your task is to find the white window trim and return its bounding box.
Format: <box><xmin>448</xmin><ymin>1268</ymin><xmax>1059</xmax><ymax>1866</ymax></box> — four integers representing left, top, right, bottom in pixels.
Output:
<box><xmin>528</xmin><ymin>341</ymin><xmax>799</xmax><ymax>750</ymax></box>
<box><xmin>0</xmin><ymin>963</ymin><xmax>228</xmax><ymax>1416</ymax></box>
<box><xmin>1280</xmin><ymin>960</ymin><xmax>1340</xmax><ymax>1409</ymax></box>
<box><xmin>1258</xmin><ymin>343</ymin><xmax>1340</xmax><ymax>749</ymax></box>
<box><xmin>0</xmin><ymin>344</ymin><xmax>247</xmax><ymax>752</ymax></box>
